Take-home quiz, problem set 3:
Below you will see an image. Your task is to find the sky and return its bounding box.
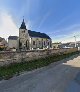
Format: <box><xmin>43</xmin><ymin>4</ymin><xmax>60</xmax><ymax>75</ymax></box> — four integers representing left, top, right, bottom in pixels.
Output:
<box><xmin>0</xmin><ymin>0</ymin><xmax>80</xmax><ymax>43</ymax></box>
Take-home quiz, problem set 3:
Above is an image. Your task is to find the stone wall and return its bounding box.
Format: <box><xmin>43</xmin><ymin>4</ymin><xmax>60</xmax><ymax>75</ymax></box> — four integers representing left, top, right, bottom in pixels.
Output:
<box><xmin>0</xmin><ymin>48</ymin><xmax>78</xmax><ymax>66</ymax></box>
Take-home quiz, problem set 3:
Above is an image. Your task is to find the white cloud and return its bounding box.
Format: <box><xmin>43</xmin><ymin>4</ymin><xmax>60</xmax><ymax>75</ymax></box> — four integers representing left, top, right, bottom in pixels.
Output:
<box><xmin>38</xmin><ymin>12</ymin><xmax>51</xmax><ymax>29</ymax></box>
<box><xmin>0</xmin><ymin>12</ymin><xmax>18</xmax><ymax>39</ymax></box>
<box><xmin>52</xmin><ymin>24</ymin><xmax>80</xmax><ymax>43</ymax></box>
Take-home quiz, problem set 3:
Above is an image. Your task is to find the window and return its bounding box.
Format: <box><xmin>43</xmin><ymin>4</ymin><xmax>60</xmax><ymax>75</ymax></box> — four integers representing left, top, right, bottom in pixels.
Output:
<box><xmin>22</xmin><ymin>30</ymin><xmax>25</xmax><ymax>33</ymax></box>
<box><xmin>24</xmin><ymin>30</ymin><xmax>25</xmax><ymax>33</ymax></box>
<box><xmin>33</xmin><ymin>41</ymin><xmax>35</xmax><ymax>45</ymax></box>
<box><xmin>39</xmin><ymin>41</ymin><xmax>40</xmax><ymax>44</ymax></box>
<box><xmin>44</xmin><ymin>41</ymin><xmax>45</xmax><ymax>45</ymax></box>
<box><xmin>48</xmin><ymin>42</ymin><xmax>49</xmax><ymax>45</ymax></box>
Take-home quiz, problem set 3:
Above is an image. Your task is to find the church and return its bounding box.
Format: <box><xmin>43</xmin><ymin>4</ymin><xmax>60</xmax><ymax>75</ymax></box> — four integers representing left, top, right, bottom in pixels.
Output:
<box><xmin>8</xmin><ymin>19</ymin><xmax>52</xmax><ymax>50</ymax></box>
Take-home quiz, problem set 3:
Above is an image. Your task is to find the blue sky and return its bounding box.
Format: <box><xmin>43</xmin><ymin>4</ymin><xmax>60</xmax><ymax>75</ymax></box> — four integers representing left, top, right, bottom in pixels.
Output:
<box><xmin>0</xmin><ymin>0</ymin><xmax>80</xmax><ymax>42</ymax></box>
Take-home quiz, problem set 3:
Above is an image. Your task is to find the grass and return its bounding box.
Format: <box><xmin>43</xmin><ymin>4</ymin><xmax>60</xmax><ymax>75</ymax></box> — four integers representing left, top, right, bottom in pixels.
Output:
<box><xmin>0</xmin><ymin>51</ymin><xmax>79</xmax><ymax>80</ymax></box>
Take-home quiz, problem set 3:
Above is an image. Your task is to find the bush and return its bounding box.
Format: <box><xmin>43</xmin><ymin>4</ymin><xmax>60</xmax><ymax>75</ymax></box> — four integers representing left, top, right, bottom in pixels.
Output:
<box><xmin>0</xmin><ymin>47</ymin><xmax>4</xmax><ymax>51</ymax></box>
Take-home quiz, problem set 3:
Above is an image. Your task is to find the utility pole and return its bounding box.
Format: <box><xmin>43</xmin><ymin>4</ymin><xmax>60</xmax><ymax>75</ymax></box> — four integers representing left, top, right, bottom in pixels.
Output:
<box><xmin>74</xmin><ymin>36</ymin><xmax>77</xmax><ymax>48</ymax></box>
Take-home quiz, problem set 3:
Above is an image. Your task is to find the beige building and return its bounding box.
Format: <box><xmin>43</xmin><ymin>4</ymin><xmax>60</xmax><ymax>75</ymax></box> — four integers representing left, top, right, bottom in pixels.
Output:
<box><xmin>8</xmin><ymin>36</ymin><xmax>19</xmax><ymax>50</ymax></box>
<box><xmin>8</xmin><ymin>19</ymin><xmax>52</xmax><ymax>50</ymax></box>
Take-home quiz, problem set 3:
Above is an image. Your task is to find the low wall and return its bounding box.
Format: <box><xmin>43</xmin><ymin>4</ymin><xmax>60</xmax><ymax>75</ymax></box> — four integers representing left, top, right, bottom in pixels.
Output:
<box><xmin>0</xmin><ymin>48</ymin><xmax>78</xmax><ymax>66</ymax></box>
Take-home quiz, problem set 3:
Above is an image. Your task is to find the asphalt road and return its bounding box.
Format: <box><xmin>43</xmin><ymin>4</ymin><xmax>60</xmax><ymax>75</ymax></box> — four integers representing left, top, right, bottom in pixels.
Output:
<box><xmin>0</xmin><ymin>55</ymin><xmax>80</xmax><ymax>92</ymax></box>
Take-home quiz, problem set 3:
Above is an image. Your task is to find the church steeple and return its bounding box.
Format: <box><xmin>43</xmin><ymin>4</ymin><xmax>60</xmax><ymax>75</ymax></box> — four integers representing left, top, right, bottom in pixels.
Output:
<box><xmin>23</xmin><ymin>18</ymin><xmax>24</xmax><ymax>22</ymax></box>
<box><xmin>20</xmin><ymin>18</ymin><xmax>26</xmax><ymax>29</ymax></box>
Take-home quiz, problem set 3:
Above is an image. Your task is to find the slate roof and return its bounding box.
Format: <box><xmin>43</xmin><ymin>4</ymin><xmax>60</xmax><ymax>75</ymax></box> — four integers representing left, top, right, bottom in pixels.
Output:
<box><xmin>8</xmin><ymin>36</ymin><xmax>18</xmax><ymax>40</ymax></box>
<box><xmin>20</xmin><ymin>19</ymin><xmax>26</xmax><ymax>29</ymax></box>
<box><xmin>19</xmin><ymin>19</ymin><xmax>51</xmax><ymax>39</ymax></box>
<box><xmin>28</xmin><ymin>30</ymin><xmax>51</xmax><ymax>39</ymax></box>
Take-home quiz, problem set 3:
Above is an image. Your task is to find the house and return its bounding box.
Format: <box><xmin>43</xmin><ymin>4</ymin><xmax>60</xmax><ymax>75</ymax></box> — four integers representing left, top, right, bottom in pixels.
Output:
<box><xmin>58</xmin><ymin>41</ymin><xmax>80</xmax><ymax>49</ymax></box>
<box><xmin>58</xmin><ymin>43</ymin><xmax>71</xmax><ymax>49</ymax></box>
<box><xmin>0</xmin><ymin>42</ymin><xmax>5</xmax><ymax>48</ymax></box>
<box><xmin>19</xmin><ymin>19</ymin><xmax>52</xmax><ymax>50</ymax></box>
<box><xmin>8</xmin><ymin>36</ymin><xmax>19</xmax><ymax>50</ymax></box>
<box><xmin>69</xmin><ymin>42</ymin><xmax>80</xmax><ymax>50</ymax></box>
<box><xmin>52</xmin><ymin>42</ymin><xmax>61</xmax><ymax>49</ymax></box>
<box><xmin>0</xmin><ymin>37</ymin><xmax>7</xmax><ymax>50</ymax></box>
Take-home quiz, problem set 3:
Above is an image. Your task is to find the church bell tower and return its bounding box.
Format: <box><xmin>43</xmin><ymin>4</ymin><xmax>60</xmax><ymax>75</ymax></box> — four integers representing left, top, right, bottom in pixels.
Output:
<box><xmin>19</xmin><ymin>19</ymin><xmax>29</xmax><ymax>50</ymax></box>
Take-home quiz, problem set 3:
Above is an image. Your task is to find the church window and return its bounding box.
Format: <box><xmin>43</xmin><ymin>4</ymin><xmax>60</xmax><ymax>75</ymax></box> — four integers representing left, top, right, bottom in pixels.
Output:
<box><xmin>23</xmin><ymin>30</ymin><xmax>25</xmax><ymax>33</ymax></box>
<box><xmin>22</xmin><ymin>30</ymin><xmax>25</xmax><ymax>33</ymax></box>
<box><xmin>39</xmin><ymin>41</ymin><xmax>40</xmax><ymax>44</ymax></box>
<box><xmin>48</xmin><ymin>42</ymin><xmax>49</xmax><ymax>45</ymax></box>
<box><xmin>33</xmin><ymin>41</ymin><xmax>35</xmax><ymax>45</ymax></box>
<box><xmin>44</xmin><ymin>41</ymin><xmax>45</xmax><ymax>45</ymax></box>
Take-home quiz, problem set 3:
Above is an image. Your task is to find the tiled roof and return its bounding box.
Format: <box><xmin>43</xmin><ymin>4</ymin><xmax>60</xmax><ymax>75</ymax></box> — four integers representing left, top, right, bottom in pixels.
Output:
<box><xmin>8</xmin><ymin>36</ymin><xmax>18</xmax><ymax>40</ymax></box>
<box><xmin>28</xmin><ymin>30</ymin><xmax>51</xmax><ymax>39</ymax></box>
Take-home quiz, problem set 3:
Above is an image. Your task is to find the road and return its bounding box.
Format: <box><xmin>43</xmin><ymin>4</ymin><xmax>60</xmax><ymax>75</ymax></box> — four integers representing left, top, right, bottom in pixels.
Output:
<box><xmin>0</xmin><ymin>55</ymin><xmax>80</xmax><ymax>92</ymax></box>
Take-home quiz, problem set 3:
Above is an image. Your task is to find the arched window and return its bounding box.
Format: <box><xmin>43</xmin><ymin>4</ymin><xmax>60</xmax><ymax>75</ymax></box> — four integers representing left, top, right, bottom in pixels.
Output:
<box><xmin>33</xmin><ymin>41</ymin><xmax>35</xmax><ymax>45</ymax></box>
<box><xmin>48</xmin><ymin>42</ymin><xmax>49</xmax><ymax>45</ymax></box>
<box><xmin>44</xmin><ymin>41</ymin><xmax>45</xmax><ymax>45</ymax></box>
<box><xmin>26</xmin><ymin>40</ymin><xmax>29</xmax><ymax>49</ymax></box>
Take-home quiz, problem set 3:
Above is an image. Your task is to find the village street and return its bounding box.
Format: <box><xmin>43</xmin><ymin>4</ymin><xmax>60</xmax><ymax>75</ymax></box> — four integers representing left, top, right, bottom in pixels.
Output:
<box><xmin>0</xmin><ymin>54</ymin><xmax>80</xmax><ymax>92</ymax></box>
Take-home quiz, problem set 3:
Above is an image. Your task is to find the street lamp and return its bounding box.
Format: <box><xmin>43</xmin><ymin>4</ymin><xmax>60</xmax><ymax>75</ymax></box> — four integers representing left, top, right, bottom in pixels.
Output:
<box><xmin>74</xmin><ymin>36</ymin><xmax>77</xmax><ymax>48</ymax></box>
